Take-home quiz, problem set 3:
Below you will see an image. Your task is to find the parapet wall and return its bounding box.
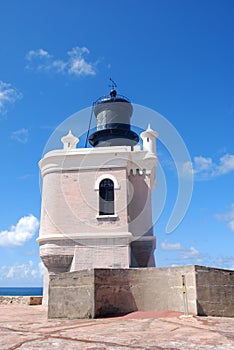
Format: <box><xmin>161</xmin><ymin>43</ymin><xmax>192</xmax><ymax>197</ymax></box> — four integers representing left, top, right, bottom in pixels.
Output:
<box><xmin>195</xmin><ymin>265</ymin><xmax>234</xmax><ymax>317</ymax></box>
<box><xmin>48</xmin><ymin>265</ymin><xmax>234</xmax><ymax>319</ymax></box>
<box><xmin>48</xmin><ymin>270</ymin><xmax>95</xmax><ymax>319</ymax></box>
<box><xmin>0</xmin><ymin>296</ymin><xmax>42</xmax><ymax>305</ymax></box>
<box><xmin>94</xmin><ymin>266</ymin><xmax>197</xmax><ymax>316</ymax></box>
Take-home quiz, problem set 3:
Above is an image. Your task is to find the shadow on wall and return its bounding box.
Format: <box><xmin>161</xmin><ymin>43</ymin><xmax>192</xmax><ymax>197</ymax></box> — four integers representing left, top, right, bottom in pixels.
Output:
<box><xmin>196</xmin><ymin>301</ymin><xmax>208</xmax><ymax>316</ymax></box>
<box><xmin>95</xmin><ymin>282</ymin><xmax>138</xmax><ymax>318</ymax></box>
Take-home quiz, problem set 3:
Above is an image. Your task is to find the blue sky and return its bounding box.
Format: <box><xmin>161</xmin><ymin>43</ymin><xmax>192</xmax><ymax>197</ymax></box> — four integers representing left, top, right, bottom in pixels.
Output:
<box><xmin>0</xmin><ymin>0</ymin><xmax>234</xmax><ymax>286</ymax></box>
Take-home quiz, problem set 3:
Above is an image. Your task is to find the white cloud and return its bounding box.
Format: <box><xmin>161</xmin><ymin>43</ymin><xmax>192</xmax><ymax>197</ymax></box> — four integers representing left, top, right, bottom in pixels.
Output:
<box><xmin>26</xmin><ymin>48</ymin><xmax>51</xmax><ymax>61</ymax></box>
<box><xmin>216</xmin><ymin>154</ymin><xmax>234</xmax><ymax>175</ymax></box>
<box><xmin>0</xmin><ymin>261</ymin><xmax>43</xmax><ymax>281</ymax></box>
<box><xmin>11</xmin><ymin>128</ymin><xmax>29</xmax><ymax>143</ymax></box>
<box><xmin>181</xmin><ymin>161</ymin><xmax>193</xmax><ymax>177</ymax></box>
<box><xmin>215</xmin><ymin>203</ymin><xmax>234</xmax><ymax>232</ymax></box>
<box><xmin>160</xmin><ymin>240</ymin><xmax>204</xmax><ymax>264</ymax></box>
<box><xmin>67</xmin><ymin>47</ymin><xmax>96</xmax><ymax>76</ymax></box>
<box><xmin>181</xmin><ymin>246</ymin><xmax>201</xmax><ymax>259</ymax></box>
<box><xmin>160</xmin><ymin>241</ymin><xmax>182</xmax><ymax>251</ymax></box>
<box><xmin>214</xmin><ymin>256</ymin><xmax>234</xmax><ymax>270</ymax></box>
<box><xmin>38</xmin><ymin>261</ymin><xmax>44</xmax><ymax>277</ymax></box>
<box><xmin>228</xmin><ymin>220</ymin><xmax>234</xmax><ymax>231</ymax></box>
<box><xmin>0</xmin><ymin>215</ymin><xmax>39</xmax><ymax>247</ymax></box>
<box><xmin>194</xmin><ymin>156</ymin><xmax>213</xmax><ymax>172</ymax></box>
<box><xmin>25</xmin><ymin>46</ymin><xmax>96</xmax><ymax>77</ymax></box>
<box><xmin>0</xmin><ymin>81</ymin><xmax>22</xmax><ymax>116</ymax></box>
<box><xmin>51</xmin><ymin>59</ymin><xmax>67</xmax><ymax>73</ymax></box>
<box><xmin>182</xmin><ymin>154</ymin><xmax>234</xmax><ymax>180</ymax></box>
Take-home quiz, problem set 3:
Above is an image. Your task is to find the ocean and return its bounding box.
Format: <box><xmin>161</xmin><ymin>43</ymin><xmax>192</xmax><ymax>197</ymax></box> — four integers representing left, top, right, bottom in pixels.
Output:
<box><xmin>0</xmin><ymin>287</ymin><xmax>43</xmax><ymax>296</ymax></box>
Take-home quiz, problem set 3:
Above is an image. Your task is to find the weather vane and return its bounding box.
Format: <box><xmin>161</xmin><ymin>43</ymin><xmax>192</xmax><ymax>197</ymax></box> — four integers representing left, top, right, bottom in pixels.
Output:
<box><xmin>109</xmin><ymin>78</ymin><xmax>117</xmax><ymax>90</ymax></box>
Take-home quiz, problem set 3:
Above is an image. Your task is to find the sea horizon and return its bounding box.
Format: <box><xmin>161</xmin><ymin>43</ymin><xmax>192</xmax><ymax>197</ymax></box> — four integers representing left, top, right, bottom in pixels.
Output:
<box><xmin>0</xmin><ymin>287</ymin><xmax>43</xmax><ymax>296</ymax></box>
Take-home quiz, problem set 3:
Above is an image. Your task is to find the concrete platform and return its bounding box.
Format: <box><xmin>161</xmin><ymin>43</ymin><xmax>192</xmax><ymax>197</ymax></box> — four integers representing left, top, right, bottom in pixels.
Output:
<box><xmin>0</xmin><ymin>305</ymin><xmax>234</xmax><ymax>349</ymax></box>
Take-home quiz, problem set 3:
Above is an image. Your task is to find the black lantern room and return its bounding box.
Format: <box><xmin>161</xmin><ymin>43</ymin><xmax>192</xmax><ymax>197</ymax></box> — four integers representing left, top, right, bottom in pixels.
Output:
<box><xmin>89</xmin><ymin>89</ymin><xmax>139</xmax><ymax>147</ymax></box>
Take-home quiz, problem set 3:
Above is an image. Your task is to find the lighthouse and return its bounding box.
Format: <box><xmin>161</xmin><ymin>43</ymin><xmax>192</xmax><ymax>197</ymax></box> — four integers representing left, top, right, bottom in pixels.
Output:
<box><xmin>37</xmin><ymin>88</ymin><xmax>158</xmax><ymax>305</ymax></box>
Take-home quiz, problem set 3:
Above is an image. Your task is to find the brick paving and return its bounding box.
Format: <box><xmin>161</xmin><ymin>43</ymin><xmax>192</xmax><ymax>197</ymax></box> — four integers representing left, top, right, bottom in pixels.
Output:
<box><xmin>0</xmin><ymin>305</ymin><xmax>234</xmax><ymax>349</ymax></box>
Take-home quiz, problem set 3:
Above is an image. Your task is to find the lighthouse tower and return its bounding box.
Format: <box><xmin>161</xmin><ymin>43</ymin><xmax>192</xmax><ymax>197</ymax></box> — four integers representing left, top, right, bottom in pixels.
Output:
<box><xmin>37</xmin><ymin>89</ymin><xmax>158</xmax><ymax>305</ymax></box>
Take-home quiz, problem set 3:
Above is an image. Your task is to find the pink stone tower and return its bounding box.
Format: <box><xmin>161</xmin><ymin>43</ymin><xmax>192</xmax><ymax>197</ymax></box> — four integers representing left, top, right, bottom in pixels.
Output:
<box><xmin>37</xmin><ymin>88</ymin><xmax>158</xmax><ymax>305</ymax></box>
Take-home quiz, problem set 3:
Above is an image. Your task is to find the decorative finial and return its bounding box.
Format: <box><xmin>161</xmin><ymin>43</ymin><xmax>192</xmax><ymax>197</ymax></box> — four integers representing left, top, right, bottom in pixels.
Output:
<box><xmin>61</xmin><ymin>130</ymin><xmax>79</xmax><ymax>150</ymax></box>
<box><xmin>109</xmin><ymin>78</ymin><xmax>117</xmax><ymax>98</ymax></box>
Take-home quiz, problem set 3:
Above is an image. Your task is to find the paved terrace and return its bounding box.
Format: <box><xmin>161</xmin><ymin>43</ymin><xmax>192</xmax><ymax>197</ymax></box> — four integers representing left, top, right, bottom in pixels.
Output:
<box><xmin>0</xmin><ymin>305</ymin><xmax>234</xmax><ymax>349</ymax></box>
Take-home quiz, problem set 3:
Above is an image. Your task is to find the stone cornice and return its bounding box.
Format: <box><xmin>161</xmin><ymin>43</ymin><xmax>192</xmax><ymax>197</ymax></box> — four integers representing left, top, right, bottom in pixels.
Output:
<box><xmin>37</xmin><ymin>231</ymin><xmax>133</xmax><ymax>244</ymax></box>
<box><xmin>39</xmin><ymin>145</ymin><xmax>157</xmax><ymax>188</ymax></box>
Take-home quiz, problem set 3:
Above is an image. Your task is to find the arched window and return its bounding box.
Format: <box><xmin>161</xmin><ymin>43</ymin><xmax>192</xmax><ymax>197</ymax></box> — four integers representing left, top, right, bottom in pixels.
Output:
<box><xmin>99</xmin><ymin>179</ymin><xmax>114</xmax><ymax>215</ymax></box>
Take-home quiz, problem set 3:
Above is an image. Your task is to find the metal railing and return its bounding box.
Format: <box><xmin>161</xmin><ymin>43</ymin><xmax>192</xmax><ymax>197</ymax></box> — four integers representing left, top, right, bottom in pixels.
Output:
<box><xmin>94</xmin><ymin>94</ymin><xmax>131</xmax><ymax>105</ymax></box>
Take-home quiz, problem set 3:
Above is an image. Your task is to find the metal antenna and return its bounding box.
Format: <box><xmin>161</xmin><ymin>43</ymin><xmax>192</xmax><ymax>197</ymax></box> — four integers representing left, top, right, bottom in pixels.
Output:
<box><xmin>85</xmin><ymin>103</ymin><xmax>94</xmax><ymax>148</ymax></box>
<box><xmin>109</xmin><ymin>78</ymin><xmax>117</xmax><ymax>90</ymax></box>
